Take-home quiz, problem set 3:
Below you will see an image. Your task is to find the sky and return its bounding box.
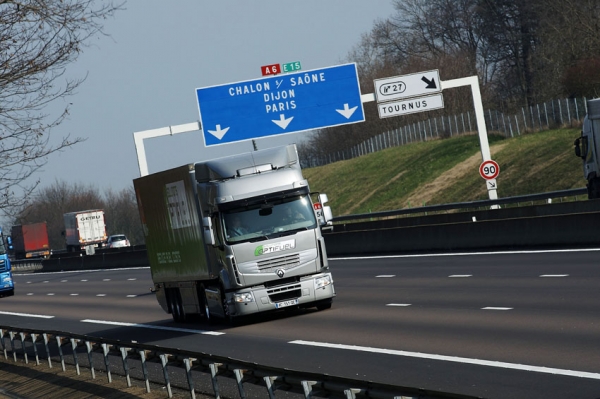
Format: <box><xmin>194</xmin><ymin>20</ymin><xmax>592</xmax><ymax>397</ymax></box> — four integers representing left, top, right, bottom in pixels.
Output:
<box><xmin>38</xmin><ymin>1</ymin><xmax>397</xmax><ymax>193</ymax></box>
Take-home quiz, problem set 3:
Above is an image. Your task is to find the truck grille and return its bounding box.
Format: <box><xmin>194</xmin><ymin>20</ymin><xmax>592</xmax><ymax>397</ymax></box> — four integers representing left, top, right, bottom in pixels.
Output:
<box><xmin>257</xmin><ymin>254</ymin><xmax>300</xmax><ymax>273</ymax></box>
<box><xmin>268</xmin><ymin>284</ymin><xmax>301</xmax><ymax>302</ymax></box>
<box><xmin>0</xmin><ymin>259</ymin><xmax>6</xmax><ymax>272</ymax></box>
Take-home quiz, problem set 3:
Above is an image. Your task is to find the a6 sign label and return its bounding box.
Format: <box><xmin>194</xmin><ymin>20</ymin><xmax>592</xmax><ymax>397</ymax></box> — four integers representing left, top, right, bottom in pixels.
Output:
<box><xmin>479</xmin><ymin>159</ymin><xmax>500</xmax><ymax>180</ymax></box>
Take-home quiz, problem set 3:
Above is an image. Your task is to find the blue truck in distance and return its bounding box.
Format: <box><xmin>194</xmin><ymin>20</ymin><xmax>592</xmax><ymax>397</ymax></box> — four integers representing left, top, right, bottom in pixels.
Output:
<box><xmin>0</xmin><ymin>226</ymin><xmax>15</xmax><ymax>297</ymax></box>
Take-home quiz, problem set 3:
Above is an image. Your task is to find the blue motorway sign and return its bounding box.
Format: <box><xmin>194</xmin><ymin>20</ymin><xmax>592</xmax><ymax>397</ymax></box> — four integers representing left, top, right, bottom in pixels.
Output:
<box><xmin>196</xmin><ymin>63</ymin><xmax>365</xmax><ymax>146</ymax></box>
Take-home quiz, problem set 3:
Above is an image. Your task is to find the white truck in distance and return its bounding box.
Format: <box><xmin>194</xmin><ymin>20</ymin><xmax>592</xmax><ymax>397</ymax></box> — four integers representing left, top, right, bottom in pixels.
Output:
<box><xmin>63</xmin><ymin>209</ymin><xmax>108</xmax><ymax>252</ymax></box>
<box><xmin>133</xmin><ymin>144</ymin><xmax>335</xmax><ymax>323</ymax></box>
<box><xmin>575</xmin><ymin>98</ymin><xmax>600</xmax><ymax>198</ymax></box>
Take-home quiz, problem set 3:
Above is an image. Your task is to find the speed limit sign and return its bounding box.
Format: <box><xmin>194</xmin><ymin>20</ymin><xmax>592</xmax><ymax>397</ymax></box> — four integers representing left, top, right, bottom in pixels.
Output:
<box><xmin>479</xmin><ymin>160</ymin><xmax>500</xmax><ymax>180</ymax></box>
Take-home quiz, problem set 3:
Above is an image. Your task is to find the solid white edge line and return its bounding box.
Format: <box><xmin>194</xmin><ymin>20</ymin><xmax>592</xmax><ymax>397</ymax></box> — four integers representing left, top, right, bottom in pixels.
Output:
<box><xmin>289</xmin><ymin>340</ymin><xmax>600</xmax><ymax>380</ymax></box>
<box><xmin>12</xmin><ymin>266</ymin><xmax>150</xmax><ymax>276</ymax></box>
<box><xmin>329</xmin><ymin>247</ymin><xmax>600</xmax><ymax>260</ymax></box>
<box><xmin>0</xmin><ymin>311</ymin><xmax>54</xmax><ymax>319</ymax></box>
<box><xmin>80</xmin><ymin>319</ymin><xmax>225</xmax><ymax>335</ymax></box>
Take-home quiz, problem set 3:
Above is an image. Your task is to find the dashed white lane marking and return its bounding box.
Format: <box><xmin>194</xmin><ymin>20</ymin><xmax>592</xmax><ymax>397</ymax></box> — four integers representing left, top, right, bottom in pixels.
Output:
<box><xmin>61</xmin><ymin>280</ymin><xmax>68</xmax><ymax>282</ymax></box>
<box><xmin>103</xmin><ymin>279</ymin><xmax>111</xmax><ymax>281</ymax></box>
<box><xmin>540</xmin><ymin>274</ymin><xmax>569</xmax><ymax>277</ymax></box>
<box><xmin>70</xmin><ymin>293</ymin><xmax>79</xmax><ymax>296</ymax></box>
<box><xmin>96</xmin><ymin>294</ymin><xmax>106</xmax><ymax>297</ymax></box>
<box><xmin>331</xmin><ymin>247</ymin><xmax>600</xmax><ymax>260</ymax></box>
<box><xmin>26</xmin><ymin>293</ymin><xmax>33</xmax><ymax>296</ymax></box>
<box><xmin>386</xmin><ymin>303</ymin><xmax>411</xmax><ymax>307</ymax></box>
<box><xmin>81</xmin><ymin>279</ymin><xmax>88</xmax><ymax>282</ymax></box>
<box><xmin>482</xmin><ymin>307</ymin><xmax>513</xmax><ymax>310</ymax></box>
<box><xmin>80</xmin><ymin>319</ymin><xmax>225</xmax><ymax>335</ymax></box>
<box><xmin>47</xmin><ymin>293</ymin><xmax>54</xmax><ymax>296</ymax></box>
<box><xmin>376</xmin><ymin>275</ymin><xmax>395</xmax><ymax>278</ymax></box>
<box><xmin>0</xmin><ymin>311</ymin><xmax>54</xmax><ymax>319</ymax></box>
<box><xmin>126</xmin><ymin>295</ymin><xmax>137</xmax><ymax>298</ymax></box>
<box><xmin>289</xmin><ymin>340</ymin><xmax>600</xmax><ymax>380</ymax></box>
<box><xmin>127</xmin><ymin>278</ymin><xmax>137</xmax><ymax>281</ymax></box>
<box><xmin>449</xmin><ymin>275</ymin><xmax>472</xmax><ymax>278</ymax></box>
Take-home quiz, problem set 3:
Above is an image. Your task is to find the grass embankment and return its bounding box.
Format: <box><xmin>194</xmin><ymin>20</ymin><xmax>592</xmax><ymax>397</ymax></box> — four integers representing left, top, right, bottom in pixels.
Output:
<box><xmin>303</xmin><ymin>129</ymin><xmax>584</xmax><ymax>216</ymax></box>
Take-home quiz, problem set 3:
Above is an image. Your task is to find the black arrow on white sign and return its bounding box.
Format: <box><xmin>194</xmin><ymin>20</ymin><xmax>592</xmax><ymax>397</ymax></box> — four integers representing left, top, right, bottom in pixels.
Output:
<box><xmin>422</xmin><ymin>76</ymin><xmax>437</xmax><ymax>89</ymax></box>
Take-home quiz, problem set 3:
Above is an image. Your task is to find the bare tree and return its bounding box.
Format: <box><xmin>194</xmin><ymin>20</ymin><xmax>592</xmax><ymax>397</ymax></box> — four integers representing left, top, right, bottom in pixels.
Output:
<box><xmin>0</xmin><ymin>0</ymin><xmax>123</xmax><ymax>216</ymax></box>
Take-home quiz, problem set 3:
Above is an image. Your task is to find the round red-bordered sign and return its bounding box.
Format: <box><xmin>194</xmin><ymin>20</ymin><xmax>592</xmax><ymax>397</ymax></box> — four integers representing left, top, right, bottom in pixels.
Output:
<box><xmin>479</xmin><ymin>160</ymin><xmax>500</xmax><ymax>180</ymax></box>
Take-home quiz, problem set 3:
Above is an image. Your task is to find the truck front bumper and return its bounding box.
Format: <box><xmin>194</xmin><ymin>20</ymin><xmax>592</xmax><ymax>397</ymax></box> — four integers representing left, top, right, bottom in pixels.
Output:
<box><xmin>230</xmin><ymin>272</ymin><xmax>335</xmax><ymax>317</ymax></box>
<box><xmin>0</xmin><ymin>273</ymin><xmax>15</xmax><ymax>296</ymax></box>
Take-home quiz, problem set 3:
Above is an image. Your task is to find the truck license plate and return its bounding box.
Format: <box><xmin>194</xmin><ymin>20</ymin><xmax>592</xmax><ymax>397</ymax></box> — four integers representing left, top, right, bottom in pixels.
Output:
<box><xmin>275</xmin><ymin>299</ymin><xmax>298</xmax><ymax>309</ymax></box>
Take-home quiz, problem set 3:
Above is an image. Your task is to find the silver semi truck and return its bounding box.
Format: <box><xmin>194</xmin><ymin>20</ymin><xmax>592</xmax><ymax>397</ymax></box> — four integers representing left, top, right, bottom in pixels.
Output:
<box><xmin>574</xmin><ymin>98</ymin><xmax>600</xmax><ymax>198</ymax></box>
<box><xmin>133</xmin><ymin>144</ymin><xmax>335</xmax><ymax>322</ymax></box>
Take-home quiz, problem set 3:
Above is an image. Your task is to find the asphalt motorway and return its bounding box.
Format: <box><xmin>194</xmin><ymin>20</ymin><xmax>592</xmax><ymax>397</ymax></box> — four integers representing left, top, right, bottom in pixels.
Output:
<box><xmin>1</xmin><ymin>248</ymin><xmax>600</xmax><ymax>398</ymax></box>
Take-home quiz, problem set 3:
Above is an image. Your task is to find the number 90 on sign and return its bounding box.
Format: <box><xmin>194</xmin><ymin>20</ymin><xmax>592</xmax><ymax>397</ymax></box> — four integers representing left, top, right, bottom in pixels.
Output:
<box><xmin>479</xmin><ymin>160</ymin><xmax>500</xmax><ymax>180</ymax></box>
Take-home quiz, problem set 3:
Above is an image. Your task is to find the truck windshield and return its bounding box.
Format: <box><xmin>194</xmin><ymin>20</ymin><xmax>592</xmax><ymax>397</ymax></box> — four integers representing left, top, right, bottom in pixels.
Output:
<box><xmin>0</xmin><ymin>235</ymin><xmax>5</xmax><ymax>254</ymax></box>
<box><xmin>222</xmin><ymin>195</ymin><xmax>317</xmax><ymax>243</ymax></box>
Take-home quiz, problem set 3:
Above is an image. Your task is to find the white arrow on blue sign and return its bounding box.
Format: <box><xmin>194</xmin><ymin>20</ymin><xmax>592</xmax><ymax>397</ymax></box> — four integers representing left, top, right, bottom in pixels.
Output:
<box><xmin>196</xmin><ymin>63</ymin><xmax>365</xmax><ymax>146</ymax></box>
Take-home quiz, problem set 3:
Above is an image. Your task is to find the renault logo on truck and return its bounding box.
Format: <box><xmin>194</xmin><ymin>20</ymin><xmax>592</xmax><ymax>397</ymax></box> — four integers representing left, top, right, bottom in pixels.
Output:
<box><xmin>276</xmin><ymin>269</ymin><xmax>285</xmax><ymax>278</ymax></box>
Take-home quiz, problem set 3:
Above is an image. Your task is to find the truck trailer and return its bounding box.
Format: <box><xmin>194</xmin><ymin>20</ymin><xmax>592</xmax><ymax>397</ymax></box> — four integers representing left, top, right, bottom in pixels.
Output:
<box><xmin>10</xmin><ymin>222</ymin><xmax>51</xmax><ymax>259</ymax></box>
<box><xmin>134</xmin><ymin>144</ymin><xmax>335</xmax><ymax>322</ymax></box>
<box><xmin>0</xmin><ymin>227</ymin><xmax>15</xmax><ymax>297</ymax></box>
<box><xmin>63</xmin><ymin>209</ymin><xmax>108</xmax><ymax>252</ymax></box>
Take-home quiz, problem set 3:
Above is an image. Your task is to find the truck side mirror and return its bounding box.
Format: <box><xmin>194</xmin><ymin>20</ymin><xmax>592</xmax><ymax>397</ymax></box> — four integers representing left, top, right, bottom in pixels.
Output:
<box><xmin>202</xmin><ymin>217</ymin><xmax>216</xmax><ymax>246</ymax></box>
<box><xmin>322</xmin><ymin>206</ymin><xmax>333</xmax><ymax>224</ymax></box>
<box><xmin>574</xmin><ymin>137</ymin><xmax>582</xmax><ymax>158</ymax></box>
<box><xmin>6</xmin><ymin>236</ymin><xmax>12</xmax><ymax>251</ymax></box>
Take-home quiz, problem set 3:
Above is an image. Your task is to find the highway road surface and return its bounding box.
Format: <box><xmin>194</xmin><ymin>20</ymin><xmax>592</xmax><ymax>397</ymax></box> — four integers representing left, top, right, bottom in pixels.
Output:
<box><xmin>1</xmin><ymin>248</ymin><xmax>599</xmax><ymax>399</ymax></box>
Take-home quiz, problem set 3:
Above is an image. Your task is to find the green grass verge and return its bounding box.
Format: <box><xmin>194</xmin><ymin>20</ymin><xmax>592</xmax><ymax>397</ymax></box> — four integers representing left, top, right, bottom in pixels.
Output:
<box><xmin>303</xmin><ymin>128</ymin><xmax>584</xmax><ymax>215</ymax></box>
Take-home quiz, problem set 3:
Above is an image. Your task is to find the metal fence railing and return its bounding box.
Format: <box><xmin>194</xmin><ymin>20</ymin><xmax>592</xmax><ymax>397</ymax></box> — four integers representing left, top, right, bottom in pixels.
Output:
<box><xmin>304</xmin><ymin>97</ymin><xmax>589</xmax><ymax>168</ymax></box>
<box><xmin>331</xmin><ymin>188</ymin><xmax>588</xmax><ymax>223</ymax></box>
<box><xmin>0</xmin><ymin>325</ymin><xmax>480</xmax><ymax>399</ymax></box>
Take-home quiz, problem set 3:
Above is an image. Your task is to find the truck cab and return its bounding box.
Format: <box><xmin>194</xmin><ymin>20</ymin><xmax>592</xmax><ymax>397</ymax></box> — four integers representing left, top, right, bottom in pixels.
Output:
<box><xmin>574</xmin><ymin>98</ymin><xmax>600</xmax><ymax>198</ymax></box>
<box><xmin>0</xmin><ymin>227</ymin><xmax>15</xmax><ymax>297</ymax></box>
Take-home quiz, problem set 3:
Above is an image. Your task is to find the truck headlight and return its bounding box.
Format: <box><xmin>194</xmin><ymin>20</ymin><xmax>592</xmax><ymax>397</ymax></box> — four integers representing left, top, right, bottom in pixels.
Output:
<box><xmin>234</xmin><ymin>292</ymin><xmax>254</xmax><ymax>303</ymax></box>
<box><xmin>314</xmin><ymin>275</ymin><xmax>332</xmax><ymax>290</ymax></box>
<box><xmin>2</xmin><ymin>276</ymin><xmax>12</xmax><ymax>283</ymax></box>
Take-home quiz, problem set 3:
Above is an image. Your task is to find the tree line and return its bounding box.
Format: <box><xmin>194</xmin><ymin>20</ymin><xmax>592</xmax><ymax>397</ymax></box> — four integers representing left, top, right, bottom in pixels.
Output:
<box><xmin>10</xmin><ymin>181</ymin><xmax>143</xmax><ymax>250</ymax></box>
<box><xmin>298</xmin><ymin>0</ymin><xmax>600</xmax><ymax>161</ymax></box>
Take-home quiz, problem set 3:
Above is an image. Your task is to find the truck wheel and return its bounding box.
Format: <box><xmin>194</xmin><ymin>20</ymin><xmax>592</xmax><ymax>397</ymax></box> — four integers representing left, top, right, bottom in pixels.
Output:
<box><xmin>589</xmin><ymin>178</ymin><xmax>600</xmax><ymax>199</ymax></box>
<box><xmin>169</xmin><ymin>288</ymin><xmax>186</xmax><ymax>323</ymax></box>
<box><xmin>316</xmin><ymin>299</ymin><xmax>332</xmax><ymax>311</ymax></box>
<box><xmin>199</xmin><ymin>285</ymin><xmax>212</xmax><ymax>323</ymax></box>
<box><xmin>220</xmin><ymin>286</ymin><xmax>237</xmax><ymax>325</ymax></box>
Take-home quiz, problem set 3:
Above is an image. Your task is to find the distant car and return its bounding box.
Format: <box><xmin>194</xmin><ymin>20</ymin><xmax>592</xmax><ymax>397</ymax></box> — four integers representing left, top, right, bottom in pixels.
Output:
<box><xmin>106</xmin><ymin>234</ymin><xmax>130</xmax><ymax>248</ymax></box>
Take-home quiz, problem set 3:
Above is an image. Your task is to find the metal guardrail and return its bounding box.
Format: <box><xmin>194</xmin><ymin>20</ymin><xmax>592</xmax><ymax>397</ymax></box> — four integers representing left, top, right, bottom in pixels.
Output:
<box><xmin>0</xmin><ymin>325</ymin><xmax>480</xmax><ymax>399</ymax></box>
<box><xmin>331</xmin><ymin>188</ymin><xmax>588</xmax><ymax>223</ymax></box>
<box><xmin>9</xmin><ymin>260</ymin><xmax>43</xmax><ymax>273</ymax></box>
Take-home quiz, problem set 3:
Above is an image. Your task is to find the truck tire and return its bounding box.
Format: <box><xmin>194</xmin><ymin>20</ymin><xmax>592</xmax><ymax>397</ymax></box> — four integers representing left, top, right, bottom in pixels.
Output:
<box><xmin>316</xmin><ymin>299</ymin><xmax>332</xmax><ymax>311</ymax></box>
<box><xmin>199</xmin><ymin>285</ymin><xmax>213</xmax><ymax>324</ymax></box>
<box><xmin>589</xmin><ymin>177</ymin><xmax>600</xmax><ymax>199</ymax></box>
<box><xmin>168</xmin><ymin>288</ymin><xmax>186</xmax><ymax>323</ymax></box>
<box><xmin>220</xmin><ymin>284</ymin><xmax>238</xmax><ymax>325</ymax></box>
